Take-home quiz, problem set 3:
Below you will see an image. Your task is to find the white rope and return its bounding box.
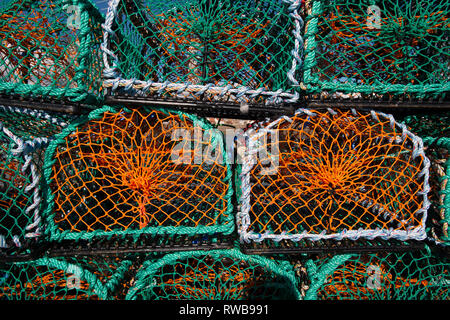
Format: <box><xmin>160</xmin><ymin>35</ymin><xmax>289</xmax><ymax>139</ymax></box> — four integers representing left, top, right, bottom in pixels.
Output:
<box><xmin>100</xmin><ymin>0</ymin><xmax>301</xmax><ymax>104</ymax></box>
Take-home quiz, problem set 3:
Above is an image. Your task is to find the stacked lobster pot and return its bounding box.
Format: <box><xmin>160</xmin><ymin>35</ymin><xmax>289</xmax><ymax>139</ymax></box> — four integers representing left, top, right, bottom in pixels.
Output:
<box><xmin>0</xmin><ymin>0</ymin><xmax>448</xmax><ymax>300</ymax></box>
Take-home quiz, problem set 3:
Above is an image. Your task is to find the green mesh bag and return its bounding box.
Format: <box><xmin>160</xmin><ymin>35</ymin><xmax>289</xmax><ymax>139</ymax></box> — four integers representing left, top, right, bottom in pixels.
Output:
<box><xmin>0</xmin><ymin>0</ymin><xmax>104</xmax><ymax>104</ymax></box>
<box><xmin>42</xmin><ymin>105</ymin><xmax>234</xmax><ymax>244</ymax></box>
<box><xmin>423</xmin><ymin>137</ymin><xmax>450</xmax><ymax>245</ymax></box>
<box><xmin>0</xmin><ymin>106</ymin><xmax>69</xmax><ymax>251</ymax></box>
<box><xmin>302</xmin><ymin>0</ymin><xmax>449</xmax><ymax>100</ymax></box>
<box><xmin>304</xmin><ymin>249</ymin><xmax>450</xmax><ymax>300</ymax></box>
<box><xmin>0</xmin><ymin>255</ymin><xmax>133</xmax><ymax>300</ymax></box>
<box><xmin>126</xmin><ymin>249</ymin><xmax>300</xmax><ymax>300</ymax></box>
<box><xmin>102</xmin><ymin>0</ymin><xmax>302</xmax><ymax>105</ymax></box>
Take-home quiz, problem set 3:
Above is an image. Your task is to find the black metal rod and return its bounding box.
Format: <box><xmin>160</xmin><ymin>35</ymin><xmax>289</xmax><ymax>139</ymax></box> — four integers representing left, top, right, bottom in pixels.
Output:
<box><xmin>0</xmin><ymin>96</ymin><xmax>81</xmax><ymax>114</ymax></box>
<box><xmin>305</xmin><ymin>100</ymin><xmax>450</xmax><ymax>110</ymax></box>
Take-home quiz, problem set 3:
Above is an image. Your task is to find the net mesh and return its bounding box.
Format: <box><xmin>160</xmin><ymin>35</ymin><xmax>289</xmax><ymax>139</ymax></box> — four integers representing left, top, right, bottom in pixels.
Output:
<box><xmin>239</xmin><ymin>108</ymin><xmax>429</xmax><ymax>243</ymax></box>
<box><xmin>423</xmin><ymin>137</ymin><xmax>450</xmax><ymax>245</ymax></box>
<box><xmin>0</xmin><ymin>255</ymin><xmax>132</xmax><ymax>300</ymax></box>
<box><xmin>0</xmin><ymin>106</ymin><xmax>69</xmax><ymax>250</ymax></box>
<box><xmin>126</xmin><ymin>250</ymin><xmax>299</xmax><ymax>300</ymax></box>
<box><xmin>302</xmin><ymin>0</ymin><xmax>449</xmax><ymax>99</ymax></box>
<box><xmin>44</xmin><ymin>107</ymin><xmax>233</xmax><ymax>241</ymax></box>
<box><xmin>305</xmin><ymin>249</ymin><xmax>450</xmax><ymax>300</ymax></box>
<box><xmin>0</xmin><ymin>0</ymin><xmax>104</xmax><ymax>103</ymax></box>
<box><xmin>103</xmin><ymin>0</ymin><xmax>301</xmax><ymax>104</ymax></box>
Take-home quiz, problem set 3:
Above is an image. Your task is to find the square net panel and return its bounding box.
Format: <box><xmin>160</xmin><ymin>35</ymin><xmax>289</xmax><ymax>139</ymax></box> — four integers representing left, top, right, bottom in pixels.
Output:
<box><xmin>43</xmin><ymin>106</ymin><xmax>234</xmax><ymax>245</ymax></box>
<box><xmin>0</xmin><ymin>128</ymin><xmax>36</xmax><ymax>250</ymax></box>
<box><xmin>302</xmin><ymin>0</ymin><xmax>449</xmax><ymax>100</ymax></box>
<box><xmin>0</xmin><ymin>0</ymin><xmax>104</xmax><ymax>105</ymax></box>
<box><xmin>0</xmin><ymin>254</ymin><xmax>132</xmax><ymax>300</ymax></box>
<box><xmin>125</xmin><ymin>249</ymin><xmax>300</xmax><ymax>300</ymax></box>
<box><xmin>238</xmin><ymin>108</ymin><xmax>430</xmax><ymax>246</ymax></box>
<box><xmin>102</xmin><ymin>0</ymin><xmax>303</xmax><ymax>106</ymax></box>
<box><xmin>0</xmin><ymin>106</ymin><xmax>69</xmax><ymax>252</ymax></box>
<box><xmin>304</xmin><ymin>248</ymin><xmax>450</xmax><ymax>300</ymax></box>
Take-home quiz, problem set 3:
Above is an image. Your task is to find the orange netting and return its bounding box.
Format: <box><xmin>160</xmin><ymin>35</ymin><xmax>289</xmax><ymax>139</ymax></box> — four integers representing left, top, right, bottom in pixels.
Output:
<box><xmin>242</xmin><ymin>109</ymin><xmax>427</xmax><ymax>241</ymax></box>
<box><xmin>0</xmin><ymin>268</ymin><xmax>97</xmax><ymax>300</ymax></box>
<box><xmin>50</xmin><ymin>108</ymin><xmax>231</xmax><ymax>235</ymax></box>
<box><xmin>130</xmin><ymin>254</ymin><xmax>296</xmax><ymax>300</ymax></box>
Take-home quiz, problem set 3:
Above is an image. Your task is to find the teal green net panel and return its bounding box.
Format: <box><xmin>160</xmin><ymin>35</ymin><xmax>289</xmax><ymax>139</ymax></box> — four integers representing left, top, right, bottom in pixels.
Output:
<box><xmin>0</xmin><ymin>0</ymin><xmax>104</xmax><ymax>104</ymax></box>
<box><xmin>0</xmin><ymin>105</ymin><xmax>71</xmax><ymax>141</ymax></box>
<box><xmin>102</xmin><ymin>0</ymin><xmax>302</xmax><ymax>105</ymax></box>
<box><xmin>126</xmin><ymin>249</ymin><xmax>300</xmax><ymax>300</ymax></box>
<box><xmin>42</xmin><ymin>106</ymin><xmax>234</xmax><ymax>243</ymax></box>
<box><xmin>0</xmin><ymin>255</ymin><xmax>132</xmax><ymax>300</ymax></box>
<box><xmin>0</xmin><ymin>106</ymin><xmax>69</xmax><ymax>250</ymax></box>
<box><xmin>423</xmin><ymin>137</ymin><xmax>450</xmax><ymax>245</ymax></box>
<box><xmin>304</xmin><ymin>249</ymin><xmax>450</xmax><ymax>300</ymax></box>
<box><xmin>302</xmin><ymin>0</ymin><xmax>449</xmax><ymax>99</ymax></box>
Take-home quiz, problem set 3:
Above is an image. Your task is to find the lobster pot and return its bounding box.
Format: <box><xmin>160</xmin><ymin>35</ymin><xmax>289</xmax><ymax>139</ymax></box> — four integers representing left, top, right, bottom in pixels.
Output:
<box><xmin>304</xmin><ymin>249</ymin><xmax>450</xmax><ymax>300</ymax></box>
<box><xmin>0</xmin><ymin>255</ymin><xmax>132</xmax><ymax>300</ymax></box>
<box><xmin>43</xmin><ymin>106</ymin><xmax>234</xmax><ymax>244</ymax></box>
<box><xmin>0</xmin><ymin>0</ymin><xmax>104</xmax><ymax>105</ymax></box>
<box><xmin>102</xmin><ymin>0</ymin><xmax>302</xmax><ymax>105</ymax></box>
<box><xmin>302</xmin><ymin>0</ymin><xmax>449</xmax><ymax>100</ymax></box>
<box><xmin>126</xmin><ymin>249</ymin><xmax>300</xmax><ymax>300</ymax></box>
<box><xmin>423</xmin><ymin>137</ymin><xmax>450</xmax><ymax>245</ymax></box>
<box><xmin>0</xmin><ymin>106</ymin><xmax>68</xmax><ymax>251</ymax></box>
<box><xmin>238</xmin><ymin>108</ymin><xmax>430</xmax><ymax>245</ymax></box>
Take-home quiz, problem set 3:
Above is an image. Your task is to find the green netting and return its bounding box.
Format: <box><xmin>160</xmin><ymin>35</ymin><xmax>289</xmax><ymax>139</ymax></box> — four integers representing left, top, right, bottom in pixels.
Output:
<box><xmin>0</xmin><ymin>255</ymin><xmax>132</xmax><ymax>300</ymax></box>
<box><xmin>0</xmin><ymin>106</ymin><xmax>69</xmax><ymax>250</ymax></box>
<box><xmin>103</xmin><ymin>0</ymin><xmax>301</xmax><ymax>104</ymax></box>
<box><xmin>42</xmin><ymin>105</ymin><xmax>234</xmax><ymax>243</ymax></box>
<box><xmin>0</xmin><ymin>0</ymin><xmax>104</xmax><ymax>104</ymax></box>
<box><xmin>423</xmin><ymin>137</ymin><xmax>450</xmax><ymax>245</ymax></box>
<box><xmin>400</xmin><ymin>112</ymin><xmax>450</xmax><ymax>138</ymax></box>
<box><xmin>126</xmin><ymin>249</ymin><xmax>300</xmax><ymax>300</ymax></box>
<box><xmin>302</xmin><ymin>0</ymin><xmax>450</xmax><ymax>99</ymax></box>
<box><xmin>0</xmin><ymin>105</ymin><xmax>71</xmax><ymax>141</ymax></box>
<box><xmin>304</xmin><ymin>249</ymin><xmax>450</xmax><ymax>300</ymax></box>
<box><xmin>0</xmin><ymin>127</ymin><xmax>36</xmax><ymax>249</ymax></box>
